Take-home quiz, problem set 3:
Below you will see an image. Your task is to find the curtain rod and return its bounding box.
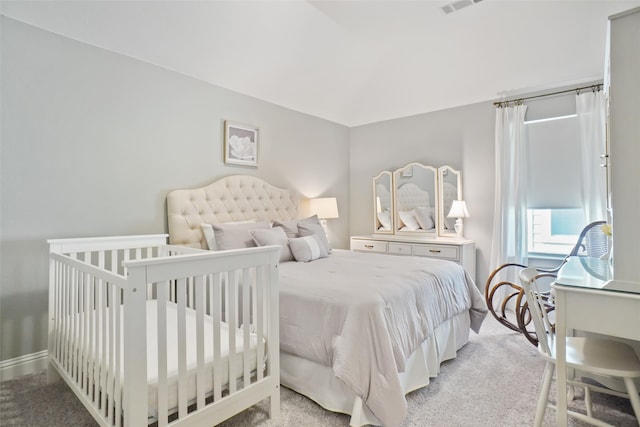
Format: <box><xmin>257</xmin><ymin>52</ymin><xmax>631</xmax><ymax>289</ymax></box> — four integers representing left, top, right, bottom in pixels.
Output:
<box><xmin>493</xmin><ymin>83</ymin><xmax>603</xmax><ymax>107</ymax></box>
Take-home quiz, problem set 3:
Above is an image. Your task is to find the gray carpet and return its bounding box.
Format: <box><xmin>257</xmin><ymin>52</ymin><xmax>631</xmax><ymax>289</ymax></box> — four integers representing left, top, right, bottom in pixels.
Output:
<box><xmin>1</xmin><ymin>315</ymin><xmax>637</xmax><ymax>426</ymax></box>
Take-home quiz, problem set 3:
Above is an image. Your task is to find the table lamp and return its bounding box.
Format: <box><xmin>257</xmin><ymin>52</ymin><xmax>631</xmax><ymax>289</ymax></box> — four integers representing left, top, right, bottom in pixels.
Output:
<box><xmin>308</xmin><ymin>197</ymin><xmax>339</xmax><ymax>234</ymax></box>
<box><xmin>447</xmin><ymin>200</ymin><xmax>470</xmax><ymax>238</ymax></box>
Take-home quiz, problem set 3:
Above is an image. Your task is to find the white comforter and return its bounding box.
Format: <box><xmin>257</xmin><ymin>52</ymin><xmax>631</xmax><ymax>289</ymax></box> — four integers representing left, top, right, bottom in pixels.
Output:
<box><xmin>278</xmin><ymin>249</ymin><xmax>487</xmax><ymax>426</ymax></box>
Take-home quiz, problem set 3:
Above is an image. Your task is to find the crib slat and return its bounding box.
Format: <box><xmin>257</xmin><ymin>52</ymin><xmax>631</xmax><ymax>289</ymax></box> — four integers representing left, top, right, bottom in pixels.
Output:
<box><xmin>106</xmin><ymin>284</ymin><xmax>115</xmax><ymax>426</ymax></box>
<box><xmin>109</xmin><ymin>249</ymin><xmax>117</xmax><ymax>273</ymax></box>
<box><xmin>90</xmin><ymin>275</ymin><xmax>97</xmax><ymax>403</ymax></box>
<box><xmin>54</xmin><ymin>261</ymin><xmax>62</xmax><ymax>363</ymax></box>
<box><xmin>99</xmin><ymin>282</ymin><xmax>108</xmax><ymax>417</ymax></box>
<box><xmin>71</xmin><ymin>266</ymin><xmax>79</xmax><ymax>382</ymax></box>
<box><xmin>79</xmin><ymin>271</ymin><xmax>87</xmax><ymax>393</ymax></box>
<box><xmin>82</xmin><ymin>271</ymin><xmax>89</xmax><ymax>391</ymax></box>
<box><xmin>242</xmin><ymin>267</ymin><xmax>251</xmax><ymax>389</ymax></box>
<box><xmin>114</xmin><ymin>287</ymin><xmax>122</xmax><ymax>427</ymax></box>
<box><xmin>256</xmin><ymin>265</ymin><xmax>265</xmax><ymax>381</ymax></box>
<box><xmin>177</xmin><ymin>278</ymin><xmax>188</xmax><ymax>419</ymax></box>
<box><xmin>228</xmin><ymin>270</ymin><xmax>238</xmax><ymax>395</ymax></box>
<box><xmin>195</xmin><ymin>275</ymin><xmax>206</xmax><ymax>410</ymax></box>
<box><xmin>157</xmin><ymin>281</ymin><xmax>169</xmax><ymax>427</ymax></box>
<box><xmin>212</xmin><ymin>273</ymin><xmax>222</xmax><ymax>402</ymax></box>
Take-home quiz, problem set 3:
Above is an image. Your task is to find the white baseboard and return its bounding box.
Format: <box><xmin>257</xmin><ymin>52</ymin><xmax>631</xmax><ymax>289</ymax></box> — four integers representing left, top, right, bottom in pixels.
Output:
<box><xmin>0</xmin><ymin>350</ymin><xmax>48</xmax><ymax>382</ymax></box>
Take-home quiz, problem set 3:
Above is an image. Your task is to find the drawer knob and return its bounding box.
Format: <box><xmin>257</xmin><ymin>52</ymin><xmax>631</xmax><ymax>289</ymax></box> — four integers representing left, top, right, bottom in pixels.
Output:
<box><xmin>364</xmin><ymin>245</ymin><xmax>374</xmax><ymax>249</ymax></box>
<box><xmin>429</xmin><ymin>249</ymin><xmax>441</xmax><ymax>254</ymax></box>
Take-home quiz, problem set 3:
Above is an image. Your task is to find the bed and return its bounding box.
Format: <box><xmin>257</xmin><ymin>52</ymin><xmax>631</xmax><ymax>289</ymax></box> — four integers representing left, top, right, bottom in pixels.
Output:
<box><xmin>47</xmin><ymin>234</ymin><xmax>281</xmax><ymax>427</ymax></box>
<box><xmin>167</xmin><ymin>175</ymin><xmax>488</xmax><ymax>426</ymax></box>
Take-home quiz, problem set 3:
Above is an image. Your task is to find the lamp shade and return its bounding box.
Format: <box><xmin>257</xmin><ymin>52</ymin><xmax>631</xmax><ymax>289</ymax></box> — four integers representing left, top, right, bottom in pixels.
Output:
<box><xmin>447</xmin><ymin>200</ymin><xmax>470</xmax><ymax>218</ymax></box>
<box><xmin>308</xmin><ymin>197</ymin><xmax>339</xmax><ymax>219</ymax></box>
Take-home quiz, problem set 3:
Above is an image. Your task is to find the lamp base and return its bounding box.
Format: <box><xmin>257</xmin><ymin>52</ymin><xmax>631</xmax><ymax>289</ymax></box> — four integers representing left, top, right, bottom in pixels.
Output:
<box><xmin>454</xmin><ymin>219</ymin><xmax>464</xmax><ymax>238</ymax></box>
<box><xmin>319</xmin><ymin>218</ymin><xmax>329</xmax><ymax>238</ymax></box>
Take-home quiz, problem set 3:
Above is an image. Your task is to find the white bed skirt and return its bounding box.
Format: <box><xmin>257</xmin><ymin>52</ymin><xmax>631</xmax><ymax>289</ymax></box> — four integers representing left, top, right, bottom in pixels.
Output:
<box><xmin>280</xmin><ymin>311</ymin><xmax>471</xmax><ymax>426</ymax></box>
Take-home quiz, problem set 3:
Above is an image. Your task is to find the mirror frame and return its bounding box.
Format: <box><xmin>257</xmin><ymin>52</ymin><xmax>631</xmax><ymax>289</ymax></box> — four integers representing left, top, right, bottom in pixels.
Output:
<box><xmin>437</xmin><ymin>165</ymin><xmax>462</xmax><ymax>237</ymax></box>
<box><xmin>393</xmin><ymin>163</ymin><xmax>438</xmax><ymax>236</ymax></box>
<box><xmin>372</xmin><ymin>171</ymin><xmax>394</xmax><ymax>234</ymax></box>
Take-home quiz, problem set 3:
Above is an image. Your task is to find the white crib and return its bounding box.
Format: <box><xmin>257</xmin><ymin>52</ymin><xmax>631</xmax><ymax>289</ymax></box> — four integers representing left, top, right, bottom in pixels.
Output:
<box><xmin>47</xmin><ymin>234</ymin><xmax>280</xmax><ymax>427</ymax></box>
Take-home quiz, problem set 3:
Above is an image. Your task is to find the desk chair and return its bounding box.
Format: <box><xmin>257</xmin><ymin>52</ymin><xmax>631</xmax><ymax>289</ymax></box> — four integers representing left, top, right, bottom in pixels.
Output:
<box><xmin>520</xmin><ymin>267</ymin><xmax>640</xmax><ymax>426</ymax></box>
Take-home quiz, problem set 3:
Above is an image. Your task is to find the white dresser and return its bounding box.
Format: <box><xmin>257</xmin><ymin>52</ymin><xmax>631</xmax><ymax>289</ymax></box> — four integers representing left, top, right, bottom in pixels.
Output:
<box><xmin>350</xmin><ymin>234</ymin><xmax>476</xmax><ymax>280</ymax></box>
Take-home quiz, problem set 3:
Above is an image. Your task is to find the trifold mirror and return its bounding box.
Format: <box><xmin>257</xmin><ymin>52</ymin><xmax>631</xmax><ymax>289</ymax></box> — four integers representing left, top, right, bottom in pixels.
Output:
<box><xmin>373</xmin><ymin>163</ymin><xmax>462</xmax><ymax>238</ymax></box>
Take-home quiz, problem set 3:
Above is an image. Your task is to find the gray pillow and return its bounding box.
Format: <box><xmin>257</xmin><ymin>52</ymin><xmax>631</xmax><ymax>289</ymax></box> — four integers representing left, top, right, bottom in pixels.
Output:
<box><xmin>212</xmin><ymin>221</ymin><xmax>270</xmax><ymax>250</ymax></box>
<box><xmin>289</xmin><ymin>234</ymin><xmax>329</xmax><ymax>262</ymax></box>
<box><xmin>250</xmin><ymin>227</ymin><xmax>294</xmax><ymax>262</ymax></box>
<box><xmin>273</xmin><ymin>215</ymin><xmax>321</xmax><ymax>238</ymax></box>
<box><xmin>297</xmin><ymin>222</ymin><xmax>331</xmax><ymax>253</ymax></box>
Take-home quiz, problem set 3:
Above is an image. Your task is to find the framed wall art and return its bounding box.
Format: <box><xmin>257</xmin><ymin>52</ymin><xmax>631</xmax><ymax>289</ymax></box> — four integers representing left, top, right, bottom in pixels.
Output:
<box><xmin>224</xmin><ymin>120</ymin><xmax>259</xmax><ymax>167</ymax></box>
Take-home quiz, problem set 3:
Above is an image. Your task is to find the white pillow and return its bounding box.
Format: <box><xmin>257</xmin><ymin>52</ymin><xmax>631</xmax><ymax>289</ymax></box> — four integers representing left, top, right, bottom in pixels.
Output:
<box><xmin>212</xmin><ymin>221</ymin><xmax>270</xmax><ymax>251</ymax></box>
<box><xmin>289</xmin><ymin>235</ymin><xmax>329</xmax><ymax>262</ymax></box>
<box><xmin>398</xmin><ymin>210</ymin><xmax>420</xmax><ymax>231</ymax></box>
<box><xmin>297</xmin><ymin>222</ymin><xmax>332</xmax><ymax>253</ymax></box>
<box><xmin>413</xmin><ymin>207</ymin><xmax>435</xmax><ymax>230</ymax></box>
<box><xmin>250</xmin><ymin>227</ymin><xmax>294</xmax><ymax>262</ymax></box>
<box><xmin>202</xmin><ymin>220</ymin><xmax>256</xmax><ymax>250</ymax></box>
<box><xmin>377</xmin><ymin>210</ymin><xmax>392</xmax><ymax>230</ymax></box>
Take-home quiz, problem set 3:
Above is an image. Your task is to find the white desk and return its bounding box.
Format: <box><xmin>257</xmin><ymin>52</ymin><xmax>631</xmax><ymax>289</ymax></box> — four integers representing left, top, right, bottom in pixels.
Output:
<box><xmin>552</xmin><ymin>257</ymin><xmax>640</xmax><ymax>426</ymax></box>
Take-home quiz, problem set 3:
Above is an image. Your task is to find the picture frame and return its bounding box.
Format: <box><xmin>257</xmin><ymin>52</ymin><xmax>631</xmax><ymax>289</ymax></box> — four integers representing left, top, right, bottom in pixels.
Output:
<box><xmin>224</xmin><ymin>120</ymin><xmax>259</xmax><ymax>167</ymax></box>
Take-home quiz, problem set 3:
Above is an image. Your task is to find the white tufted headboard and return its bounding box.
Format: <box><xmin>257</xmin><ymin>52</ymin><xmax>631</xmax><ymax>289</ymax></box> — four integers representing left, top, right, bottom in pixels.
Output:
<box><xmin>167</xmin><ymin>175</ymin><xmax>299</xmax><ymax>248</ymax></box>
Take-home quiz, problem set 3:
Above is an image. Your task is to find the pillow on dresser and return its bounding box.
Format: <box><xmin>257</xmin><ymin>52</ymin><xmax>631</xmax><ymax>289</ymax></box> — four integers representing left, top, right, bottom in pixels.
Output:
<box><xmin>398</xmin><ymin>210</ymin><xmax>420</xmax><ymax>231</ymax></box>
<box><xmin>297</xmin><ymin>222</ymin><xmax>332</xmax><ymax>253</ymax></box>
<box><xmin>377</xmin><ymin>210</ymin><xmax>392</xmax><ymax>230</ymax></box>
<box><xmin>250</xmin><ymin>227</ymin><xmax>294</xmax><ymax>262</ymax></box>
<box><xmin>413</xmin><ymin>207</ymin><xmax>435</xmax><ymax>230</ymax></box>
<box><xmin>212</xmin><ymin>221</ymin><xmax>270</xmax><ymax>251</ymax></box>
<box><xmin>289</xmin><ymin>234</ymin><xmax>329</xmax><ymax>262</ymax></box>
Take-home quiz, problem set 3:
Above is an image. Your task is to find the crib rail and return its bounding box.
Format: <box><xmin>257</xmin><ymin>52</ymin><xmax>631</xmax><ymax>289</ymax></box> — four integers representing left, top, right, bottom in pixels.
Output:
<box><xmin>48</xmin><ymin>235</ymin><xmax>280</xmax><ymax>427</ymax></box>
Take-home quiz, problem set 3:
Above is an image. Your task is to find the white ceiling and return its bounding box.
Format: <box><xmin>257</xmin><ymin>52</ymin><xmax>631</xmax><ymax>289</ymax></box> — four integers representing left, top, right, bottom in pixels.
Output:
<box><xmin>2</xmin><ymin>0</ymin><xmax>639</xmax><ymax>126</ymax></box>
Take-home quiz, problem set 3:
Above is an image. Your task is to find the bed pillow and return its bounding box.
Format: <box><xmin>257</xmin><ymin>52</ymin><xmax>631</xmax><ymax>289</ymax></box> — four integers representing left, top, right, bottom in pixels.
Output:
<box><xmin>249</xmin><ymin>227</ymin><xmax>294</xmax><ymax>262</ymax></box>
<box><xmin>212</xmin><ymin>221</ymin><xmax>270</xmax><ymax>251</ymax></box>
<box><xmin>202</xmin><ymin>220</ymin><xmax>256</xmax><ymax>250</ymax></box>
<box><xmin>273</xmin><ymin>215</ymin><xmax>321</xmax><ymax>238</ymax></box>
<box><xmin>398</xmin><ymin>210</ymin><xmax>420</xmax><ymax>231</ymax></box>
<box><xmin>297</xmin><ymin>222</ymin><xmax>332</xmax><ymax>253</ymax></box>
<box><xmin>288</xmin><ymin>234</ymin><xmax>329</xmax><ymax>262</ymax></box>
<box><xmin>413</xmin><ymin>207</ymin><xmax>435</xmax><ymax>230</ymax></box>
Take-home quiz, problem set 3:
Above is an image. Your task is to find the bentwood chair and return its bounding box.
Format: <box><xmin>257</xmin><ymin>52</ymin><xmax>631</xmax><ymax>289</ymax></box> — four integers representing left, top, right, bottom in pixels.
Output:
<box><xmin>519</xmin><ymin>267</ymin><xmax>640</xmax><ymax>426</ymax></box>
<box><xmin>484</xmin><ymin>220</ymin><xmax>608</xmax><ymax>346</ymax></box>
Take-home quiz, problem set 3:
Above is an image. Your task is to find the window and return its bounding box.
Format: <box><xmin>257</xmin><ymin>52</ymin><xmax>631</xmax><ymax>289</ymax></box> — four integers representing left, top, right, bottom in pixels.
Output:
<box><xmin>527</xmin><ymin>208</ymin><xmax>583</xmax><ymax>256</ymax></box>
<box><xmin>524</xmin><ymin>96</ymin><xmax>585</xmax><ymax>256</ymax></box>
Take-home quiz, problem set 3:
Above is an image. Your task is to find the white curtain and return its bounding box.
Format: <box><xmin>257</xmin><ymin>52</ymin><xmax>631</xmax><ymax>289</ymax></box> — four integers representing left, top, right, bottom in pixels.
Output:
<box><xmin>576</xmin><ymin>90</ymin><xmax>607</xmax><ymax>224</ymax></box>
<box><xmin>490</xmin><ymin>104</ymin><xmax>529</xmax><ymax>271</ymax></box>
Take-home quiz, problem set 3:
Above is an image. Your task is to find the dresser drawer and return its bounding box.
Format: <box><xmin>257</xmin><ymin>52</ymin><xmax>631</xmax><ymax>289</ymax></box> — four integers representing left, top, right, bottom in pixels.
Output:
<box><xmin>351</xmin><ymin>239</ymin><xmax>388</xmax><ymax>253</ymax></box>
<box><xmin>413</xmin><ymin>244</ymin><xmax>459</xmax><ymax>260</ymax></box>
<box><xmin>388</xmin><ymin>243</ymin><xmax>412</xmax><ymax>255</ymax></box>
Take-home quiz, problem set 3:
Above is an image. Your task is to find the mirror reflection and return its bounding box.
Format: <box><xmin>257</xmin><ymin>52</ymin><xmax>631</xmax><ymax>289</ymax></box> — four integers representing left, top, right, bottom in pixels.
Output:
<box><xmin>394</xmin><ymin>163</ymin><xmax>438</xmax><ymax>234</ymax></box>
<box><xmin>373</xmin><ymin>171</ymin><xmax>393</xmax><ymax>234</ymax></box>
<box><xmin>438</xmin><ymin>166</ymin><xmax>461</xmax><ymax>236</ymax></box>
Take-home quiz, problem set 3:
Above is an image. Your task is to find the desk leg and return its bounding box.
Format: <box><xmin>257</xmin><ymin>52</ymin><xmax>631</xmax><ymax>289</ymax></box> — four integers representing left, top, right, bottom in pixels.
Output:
<box><xmin>555</xmin><ymin>290</ymin><xmax>568</xmax><ymax>426</ymax></box>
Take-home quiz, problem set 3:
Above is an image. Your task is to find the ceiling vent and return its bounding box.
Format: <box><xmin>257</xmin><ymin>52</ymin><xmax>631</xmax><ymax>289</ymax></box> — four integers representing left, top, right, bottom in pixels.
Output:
<box><xmin>441</xmin><ymin>0</ymin><xmax>483</xmax><ymax>14</ymax></box>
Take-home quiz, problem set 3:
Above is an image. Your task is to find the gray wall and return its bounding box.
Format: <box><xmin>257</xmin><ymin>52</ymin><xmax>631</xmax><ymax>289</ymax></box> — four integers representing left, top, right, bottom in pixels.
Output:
<box><xmin>349</xmin><ymin>102</ymin><xmax>496</xmax><ymax>287</ymax></box>
<box><xmin>0</xmin><ymin>17</ymin><xmax>350</xmax><ymax>360</ymax></box>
